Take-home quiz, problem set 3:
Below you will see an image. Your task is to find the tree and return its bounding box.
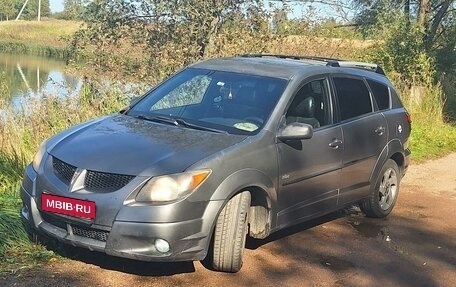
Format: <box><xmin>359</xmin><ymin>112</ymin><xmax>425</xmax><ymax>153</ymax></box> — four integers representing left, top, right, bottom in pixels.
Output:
<box><xmin>353</xmin><ymin>0</ymin><xmax>455</xmax><ymax>50</ymax></box>
<box><xmin>62</xmin><ymin>0</ymin><xmax>87</xmax><ymax>20</ymax></box>
<box><xmin>13</xmin><ymin>0</ymin><xmax>51</xmax><ymax>20</ymax></box>
<box><xmin>71</xmin><ymin>0</ymin><xmax>271</xmax><ymax>77</ymax></box>
<box><xmin>0</xmin><ymin>0</ymin><xmax>16</xmax><ymax>21</ymax></box>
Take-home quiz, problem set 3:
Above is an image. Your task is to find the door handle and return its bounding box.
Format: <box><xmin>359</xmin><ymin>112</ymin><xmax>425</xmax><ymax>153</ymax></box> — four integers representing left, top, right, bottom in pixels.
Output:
<box><xmin>329</xmin><ymin>139</ymin><xmax>343</xmax><ymax>149</ymax></box>
<box><xmin>375</xmin><ymin>126</ymin><xmax>385</xmax><ymax>136</ymax></box>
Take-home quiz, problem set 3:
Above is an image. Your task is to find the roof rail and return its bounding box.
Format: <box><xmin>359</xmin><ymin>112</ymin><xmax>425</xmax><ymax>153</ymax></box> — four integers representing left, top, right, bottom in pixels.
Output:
<box><xmin>240</xmin><ymin>54</ymin><xmax>341</xmax><ymax>66</ymax></box>
<box><xmin>335</xmin><ymin>61</ymin><xmax>385</xmax><ymax>75</ymax></box>
<box><xmin>239</xmin><ymin>54</ymin><xmax>385</xmax><ymax>76</ymax></box>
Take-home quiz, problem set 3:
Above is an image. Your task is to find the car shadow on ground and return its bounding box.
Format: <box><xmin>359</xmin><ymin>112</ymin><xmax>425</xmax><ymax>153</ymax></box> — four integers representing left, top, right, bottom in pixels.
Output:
<box><xmin>246</xmin><ymin>206</ymin><xmax>359</xmax><ymax>250</ymax></box>
<box><xmin>46</xmin><ymin>242</ymin><xmax>196</xmax><ymax>276</ymax></box>
<box><xmin>42</xmin><ymin>206</ymin><xmax>360</xmax><ymax>276</ymax></box>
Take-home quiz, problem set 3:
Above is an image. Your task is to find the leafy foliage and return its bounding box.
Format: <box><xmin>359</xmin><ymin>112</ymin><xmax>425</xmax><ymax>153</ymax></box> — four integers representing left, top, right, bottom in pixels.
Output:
<box><xmin>61</xmin><ymin>0</ymin><xmax>88</xmax><ymax>20</ymax></box>
<box><xmin>353</xmin><ymin>0</ymin><xmax>455</xmax><ymax>120</ymax></box>
<box><xmin>0</xmin><ymin>0</ymin><xmax>15</xmax><ymax>21</ymax></box>
<box><xmin>69</xmin><ymin>0</ymin><xmax>274</xmax><ymax>79</ymax></box>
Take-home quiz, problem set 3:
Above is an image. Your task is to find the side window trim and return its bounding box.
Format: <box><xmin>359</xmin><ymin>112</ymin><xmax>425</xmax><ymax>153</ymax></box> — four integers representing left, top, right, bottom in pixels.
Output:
<box><xmin>387</xmin><ymin>87</ymin><xmax>393</xmax><ymax>109</ymax></box>
<box><xmin>362</xmin><ymin>77</ymin><xmax>376</xmax><ymax>112</ymax></box>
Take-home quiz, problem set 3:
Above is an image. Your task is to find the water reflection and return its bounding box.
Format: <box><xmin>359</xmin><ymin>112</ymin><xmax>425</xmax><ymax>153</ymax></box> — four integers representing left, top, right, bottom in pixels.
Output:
<box><xmin>0</xmin><ymin>53</ymin><xmax>82</xmax><ymax>107</ymax></box>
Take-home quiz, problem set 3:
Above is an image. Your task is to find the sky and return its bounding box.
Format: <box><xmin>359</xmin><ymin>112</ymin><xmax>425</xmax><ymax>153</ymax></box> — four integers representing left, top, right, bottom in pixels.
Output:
<box><xmin>50</xmin><ymin>0</ymin><xmax>64</xmax><ymax>13</ymax></box>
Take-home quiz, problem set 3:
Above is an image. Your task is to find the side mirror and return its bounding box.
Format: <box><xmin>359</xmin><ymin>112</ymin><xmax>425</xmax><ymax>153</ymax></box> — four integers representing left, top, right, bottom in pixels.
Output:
<box><xmin>277</xmin><ymin>122</ymin><xmax>313</xmax><ymax>141</ymax></box>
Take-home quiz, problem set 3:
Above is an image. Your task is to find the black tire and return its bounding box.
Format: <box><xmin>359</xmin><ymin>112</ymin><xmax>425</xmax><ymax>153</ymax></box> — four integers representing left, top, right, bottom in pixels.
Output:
<box><xmin>212</xmin><ymin>191</ymin><xmax>251</xmax><ymax>273</ymax></box>
<box><xmin>361</xmin><ymin>159</ymin><xmax>401</xmax><ymax>218</ymax></box>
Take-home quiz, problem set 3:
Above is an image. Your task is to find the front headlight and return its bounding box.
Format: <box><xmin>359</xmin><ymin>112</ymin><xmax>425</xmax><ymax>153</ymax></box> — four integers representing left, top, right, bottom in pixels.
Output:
<box><xmin>136</xmin><ymin>169</ymin><xmax>211</xmax><ymax>202</ymax></box>
<box><xmin>32</xmin><ymin>141</ymin><xmax>47</xmax><ymax>171</ymax></box>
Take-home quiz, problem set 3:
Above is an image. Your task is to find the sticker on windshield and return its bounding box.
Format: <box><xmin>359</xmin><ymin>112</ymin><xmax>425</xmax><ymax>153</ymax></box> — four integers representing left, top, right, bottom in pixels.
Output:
<box><xmin>234</xmin><ymin>122</ymin><xmax>258</xmax><ymax>132</ymax></box>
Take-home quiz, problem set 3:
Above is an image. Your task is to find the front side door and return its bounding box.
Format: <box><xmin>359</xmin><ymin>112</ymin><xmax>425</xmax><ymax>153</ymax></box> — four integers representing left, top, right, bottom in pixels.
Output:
<box><xmin>277</xmin><ymin>78</ymin><xmax>342</xmax><ymax>228</ymax></box>
<box><xmin>332</xmin><ymin>76</ymin><xmax>388</xmax><ymax>205</ymax></box>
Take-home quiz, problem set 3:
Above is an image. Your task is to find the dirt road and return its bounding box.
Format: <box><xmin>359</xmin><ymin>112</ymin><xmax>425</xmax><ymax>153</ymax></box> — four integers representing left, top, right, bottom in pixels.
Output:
<box><xmin>2</xmin><ymin>154</ymin><xmax>456</xmax><ymax>287</ymax></box>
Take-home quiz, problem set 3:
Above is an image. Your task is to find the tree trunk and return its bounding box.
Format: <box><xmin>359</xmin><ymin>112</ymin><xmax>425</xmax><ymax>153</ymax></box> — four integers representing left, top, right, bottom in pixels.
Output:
<box><xmin>418</xmin><ymin>0</ymin><xmax>430</xmax><ymax>28</ymax></box>
<box><xmin>198</xmin><ymin>14</ymin><xmax>222</xmax><ymax>58</ymax></box>
<box><xmin>426</xmin><ymin>0</ymin><xmax>453</xmax><ymax>47</ymax></box>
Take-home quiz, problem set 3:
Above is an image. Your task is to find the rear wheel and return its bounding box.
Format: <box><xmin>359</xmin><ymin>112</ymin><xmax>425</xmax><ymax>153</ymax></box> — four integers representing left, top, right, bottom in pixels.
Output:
<box><xmin>361</xmin><ymin>159</ymin><xmax>401</xmax><ymax>218</ymax></box>
<box><xmin>212</xmin><ymin>191</ymin><xmax>251</xmax><ymax>272</ymax></box>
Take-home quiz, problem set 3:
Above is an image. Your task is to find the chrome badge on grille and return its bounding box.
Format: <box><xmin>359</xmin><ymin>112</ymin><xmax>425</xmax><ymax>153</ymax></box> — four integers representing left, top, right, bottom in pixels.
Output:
<box><xmin>69</xmin><ymin>168</ymin><xmax>87</xmax><ymax>192</ymax></box>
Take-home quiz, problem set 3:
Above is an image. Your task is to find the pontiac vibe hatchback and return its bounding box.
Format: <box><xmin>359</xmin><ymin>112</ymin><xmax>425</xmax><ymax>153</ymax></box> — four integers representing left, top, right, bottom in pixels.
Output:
<box><xmin>21</xmin><ymin>55</ymin><xmax>411</xmax><ymax>272</ymax></box>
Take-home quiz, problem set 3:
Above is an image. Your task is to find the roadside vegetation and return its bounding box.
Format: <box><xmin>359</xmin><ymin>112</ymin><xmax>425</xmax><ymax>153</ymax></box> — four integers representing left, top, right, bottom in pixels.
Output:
<box><xmin>0</xmin><ymin>82</ymin><xmax>132</xmax><ymax>273</ymax></box>
<box><xmin>0</xmin><ymin>0</ymin><xmax>455</xmax><ymax>274</ymax></box>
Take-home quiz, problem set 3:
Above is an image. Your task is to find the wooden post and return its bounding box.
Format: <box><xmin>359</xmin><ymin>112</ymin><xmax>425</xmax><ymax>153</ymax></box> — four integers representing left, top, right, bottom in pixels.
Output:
<box><xmin>38</xmin><ymin>0</ymin><xmax>42</xmax><ymax>21</ymax></box>
<box><xmin>15</xmin><ymin>0</ymin><xmax>30</xmax><ymax>21</ymax></box>
<box><xmin>410</xmin><ymin>86</ymin><xmax>425</xmax><ymax>106</ymax></box>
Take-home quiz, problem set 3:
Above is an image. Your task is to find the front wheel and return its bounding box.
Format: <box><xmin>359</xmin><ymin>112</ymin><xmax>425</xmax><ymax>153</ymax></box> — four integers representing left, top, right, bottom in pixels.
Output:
<box><xmin>361</xmin><ymin>159</ymin><xmax>401</xmax><ymax>218</ymax></box>
<box><xmin>212</xmin><ymin>191</ymin><xmax>251</xmax><ymax>272</ymax></box>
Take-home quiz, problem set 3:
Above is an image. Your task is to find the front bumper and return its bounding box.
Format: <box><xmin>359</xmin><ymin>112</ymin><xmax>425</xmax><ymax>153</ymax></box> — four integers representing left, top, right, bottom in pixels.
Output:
<box><xmin>20</xmin><ymin>164</ymin><xmax>224</xmax><ymax>262</ymax></box>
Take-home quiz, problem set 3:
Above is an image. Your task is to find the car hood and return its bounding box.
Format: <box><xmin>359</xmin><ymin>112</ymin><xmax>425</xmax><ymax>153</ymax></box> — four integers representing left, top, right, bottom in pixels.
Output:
<box><xmin>49</xmin><ymin>114</ymin><xmax>246</xmax><ymax>176</ymax></box>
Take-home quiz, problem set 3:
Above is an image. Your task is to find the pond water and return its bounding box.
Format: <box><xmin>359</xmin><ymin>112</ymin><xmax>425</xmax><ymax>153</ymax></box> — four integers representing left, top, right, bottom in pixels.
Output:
<box><xmin>0</xmin><ymin>53</ymin><xmax>82</xmax><ymax>107</ymax></box>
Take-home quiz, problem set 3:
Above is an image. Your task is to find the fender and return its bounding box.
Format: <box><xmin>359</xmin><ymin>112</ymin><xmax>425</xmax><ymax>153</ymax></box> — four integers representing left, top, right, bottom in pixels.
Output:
<box><xmin>210</xmin><ymin>168</ymin><xmax>278</xmax><ymax>227</ymax></box>
<box><xmin>369</xmin><ymin>139</ymin><xmax>405</xmax><ymax>183</ymax></box>
<box><xmin>194</xmin><ymin>168</ymin><xmax>278</xmax><ymax>254</ymax></box>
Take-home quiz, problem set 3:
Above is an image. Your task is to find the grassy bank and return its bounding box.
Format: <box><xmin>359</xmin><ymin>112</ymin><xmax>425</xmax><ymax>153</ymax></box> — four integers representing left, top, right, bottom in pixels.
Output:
<box><xmin>0</xmin><ymin>19</ymin><xmax>80</xmax><ymax>58</ymax></box>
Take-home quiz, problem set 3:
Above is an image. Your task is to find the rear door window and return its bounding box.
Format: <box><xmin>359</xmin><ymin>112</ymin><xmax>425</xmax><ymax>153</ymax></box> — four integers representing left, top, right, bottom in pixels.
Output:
<box><xmin>367</xmin><ymin>80</ymin><xmax>390</xmax><ymax>110</ymax></box>
<box><xmin>333</xmin><ymin>77</ymin><xmax>373</xmax><ymax>121</ymax></box>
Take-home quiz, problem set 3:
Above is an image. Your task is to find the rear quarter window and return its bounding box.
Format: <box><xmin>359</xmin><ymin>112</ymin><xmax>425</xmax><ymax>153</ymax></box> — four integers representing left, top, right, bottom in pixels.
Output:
<box><xmin>367</xmin><ymin>80</ymin><xmax>391</xmax><ymax>110</ymax></box>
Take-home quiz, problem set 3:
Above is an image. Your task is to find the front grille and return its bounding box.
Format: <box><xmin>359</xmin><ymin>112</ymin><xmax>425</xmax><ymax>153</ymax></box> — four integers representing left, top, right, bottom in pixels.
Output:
<box><xmin>41</xmin><ymin>212</ymin><xmax>67</xmax><ymax>230</ymax></box>
<box><xmin>52</xmin><ymin>157</ymin><xmax>76</xmax><ymax>185</ymax></box>
<box><xmin>72</xmin><ymin>226</ymin><xmax>109</xmax><ymax>242</ymax></box>
<box><xmin>84</xmin><ymin>170</ymin><xmax>134</xmax><ymax>192</ymax></box>
<box><xmin>52</xmin><ymin>156</ymin><xmax>134</xmax><ymax>192</ymax></box>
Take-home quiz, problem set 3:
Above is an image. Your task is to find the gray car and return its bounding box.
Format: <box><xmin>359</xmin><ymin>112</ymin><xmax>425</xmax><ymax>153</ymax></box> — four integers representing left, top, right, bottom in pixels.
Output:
<box><xmin>20</xmin><ymin>55</ymin><xmax>411</xmax><ymax>272</ymax></box>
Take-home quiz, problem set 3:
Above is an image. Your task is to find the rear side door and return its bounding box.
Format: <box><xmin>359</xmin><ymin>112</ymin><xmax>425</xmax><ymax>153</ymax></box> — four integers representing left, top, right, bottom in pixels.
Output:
<box><xmin>332</xmin><ymin>76</ymin><xmax>387</xmax><ymax>205</ymax></box>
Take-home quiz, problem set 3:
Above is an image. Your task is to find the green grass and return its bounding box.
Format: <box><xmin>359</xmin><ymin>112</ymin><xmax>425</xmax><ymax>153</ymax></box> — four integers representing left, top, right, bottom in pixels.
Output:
<box><xmin>410</xmin><ymin>121</ymin><xmax>456</xmax><ymax>162</ymax></box>
<box><xmin>0</xmin><ymin>80</ymin><xmax>134</xmax><ymax>273</ymax></box>
<box><xmin>0</xmin><ymin>19</ymin><xmax>80</xmax><ymax>58</ymax></box>
<box><xmin>0</xmin><ymin>155</ymin><xmax>54</xmax><ymax>274</ymax></box>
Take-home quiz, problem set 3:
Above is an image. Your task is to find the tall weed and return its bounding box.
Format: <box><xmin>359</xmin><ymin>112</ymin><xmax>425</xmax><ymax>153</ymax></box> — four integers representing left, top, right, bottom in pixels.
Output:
<box><xmin>0</xmin><ymin>81</ymin><xmax>134</xmax><ymax>271</ymax></box>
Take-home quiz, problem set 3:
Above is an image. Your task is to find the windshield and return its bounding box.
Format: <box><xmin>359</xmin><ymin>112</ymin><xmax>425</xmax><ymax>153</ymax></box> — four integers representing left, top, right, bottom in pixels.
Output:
<box><xmin>127</xmin><ymin>68</ymin><xmax>287</xmax><ymax>135</ymax></box>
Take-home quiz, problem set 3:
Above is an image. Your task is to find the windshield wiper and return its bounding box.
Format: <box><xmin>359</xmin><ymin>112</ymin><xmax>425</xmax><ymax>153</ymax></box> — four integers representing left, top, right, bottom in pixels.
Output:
<box><xmin>175</xmin><ymin>118</ymin><xmax>228</xmax><ymax>134</ymax></box>
<box><xmin>134</xmin><ymin>114</ymin><xmax>178</xmax><ymax>126</ymax></box>
<box><xmin>134</xmin><ymin>114</ymin><xmax>227</xmax><ymax>134</ymax></box>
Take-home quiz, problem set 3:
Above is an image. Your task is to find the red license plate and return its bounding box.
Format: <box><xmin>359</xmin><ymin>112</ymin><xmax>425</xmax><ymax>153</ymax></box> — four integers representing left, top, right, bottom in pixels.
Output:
<box><xmin>41</xmin><ymin>193</ymin><xmax>96</xmax><ymax>219</ymax></box>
